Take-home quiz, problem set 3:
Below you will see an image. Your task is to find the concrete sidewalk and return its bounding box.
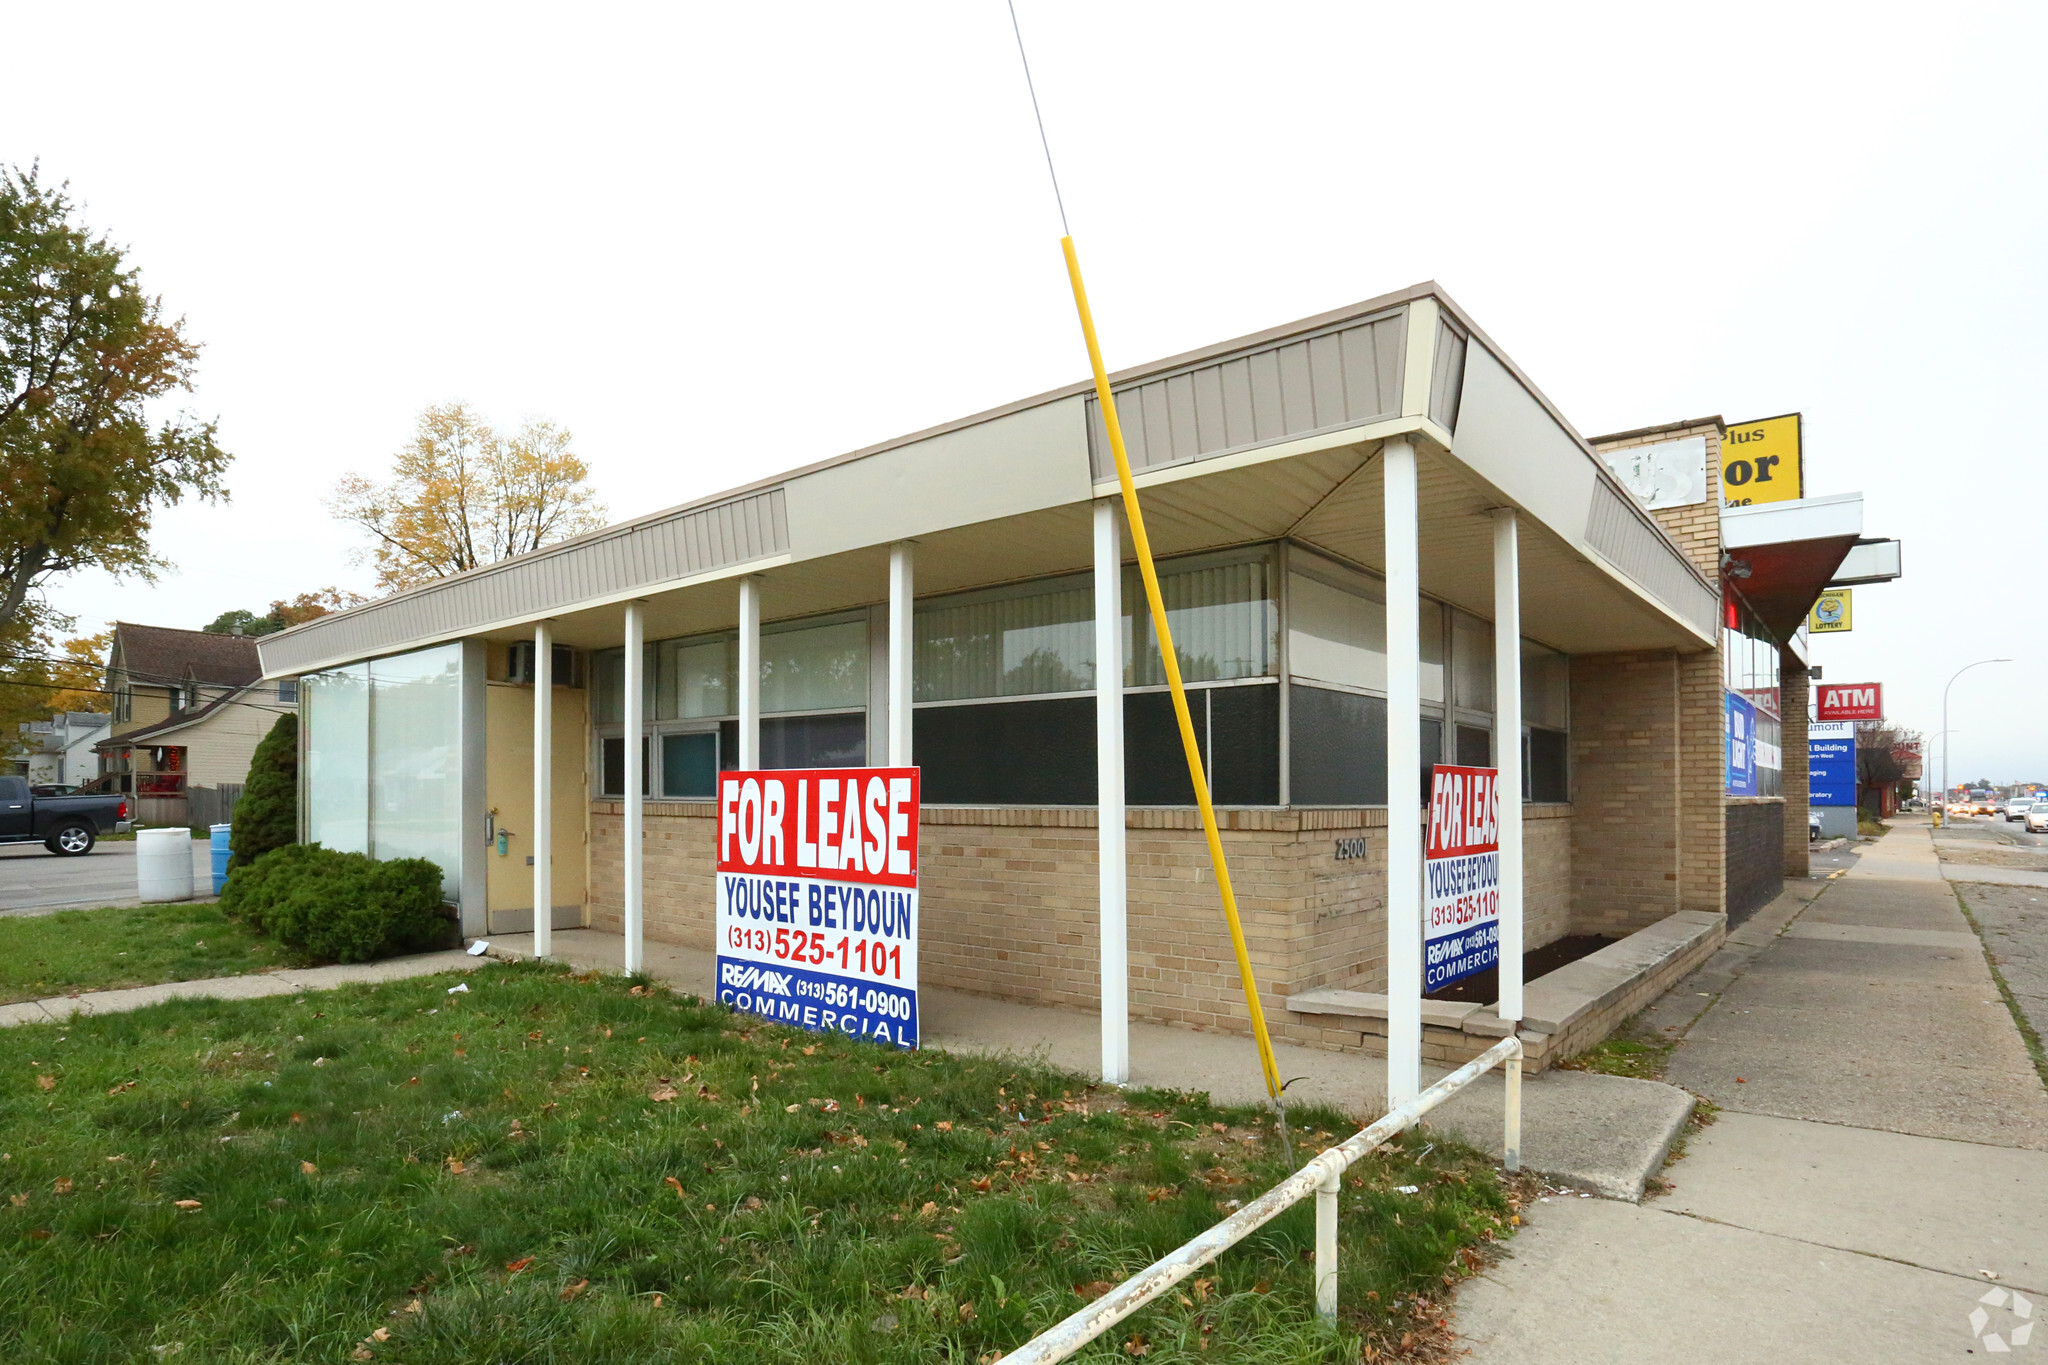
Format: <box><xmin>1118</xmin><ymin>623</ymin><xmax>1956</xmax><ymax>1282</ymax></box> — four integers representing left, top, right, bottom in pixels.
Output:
<box><xmin>1454</xmin><ymin>819</ymin><xmax>2048</xmax><ymax>1362</ymax></box>
<box><xmin>0</xmin><ymin>948</ymin><xmax>493</xmax><ymax>1027</ymax></box>
<box><xmin>484</xmin><ymin>928</ymin><xmax>1695</xmax><ymax>1201</ymax></box>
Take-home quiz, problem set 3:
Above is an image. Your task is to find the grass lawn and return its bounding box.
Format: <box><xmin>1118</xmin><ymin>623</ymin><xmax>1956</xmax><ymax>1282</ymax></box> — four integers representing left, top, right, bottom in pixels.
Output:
<box><xmin>0</xmin><ymin>963</ymin><xmax>1519</xmax><ymax>1363</ymax></box>
<box><xmin>0</xmin><ymin>903</ymin><xmax>293</xmax><ymax>1005</ymax></box>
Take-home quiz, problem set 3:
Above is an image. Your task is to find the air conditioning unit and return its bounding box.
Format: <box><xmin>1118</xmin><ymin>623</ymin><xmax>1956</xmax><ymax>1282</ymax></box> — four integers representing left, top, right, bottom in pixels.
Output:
<box><xmin>507</xmin><ymin>641</ymin><xmax>581</xmax><ymax>687</ymax></box>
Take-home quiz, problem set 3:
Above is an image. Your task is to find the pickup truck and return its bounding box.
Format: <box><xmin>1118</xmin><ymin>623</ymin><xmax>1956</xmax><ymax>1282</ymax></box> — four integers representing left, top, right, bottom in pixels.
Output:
<box><xmin>0</xmin><ymin>776</ymin><xmax>131</xmax><ymax>856</ymax></box>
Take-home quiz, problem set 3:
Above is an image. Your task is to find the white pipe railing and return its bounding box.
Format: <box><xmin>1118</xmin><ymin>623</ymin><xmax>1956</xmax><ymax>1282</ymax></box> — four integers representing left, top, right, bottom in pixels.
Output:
<box><xmin>1001</xmin><ymin>1034</ymin><xmax>1524</xmax><ymax>1364</ymax></box>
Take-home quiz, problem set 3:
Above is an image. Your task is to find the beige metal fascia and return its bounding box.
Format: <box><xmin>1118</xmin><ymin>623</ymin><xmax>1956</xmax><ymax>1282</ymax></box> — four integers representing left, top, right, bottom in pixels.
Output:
<box><xmin>256</xmin><ymin>553</ymin><xmax>795</xmax><ymax>680</ymax></box>
<box><xmin>1399</xmin><ymin>297</ymin><xmax>1441</xmax><ymax>419</ymax></box>
<box><xmin>1580</xmin><ymin>544</ymin><xmax>1719</xmax><ymax>649</ymax></box>
<box><xmin>1088</xmin><ymin>415</ymin><xmax>1452</xmax><ymax>498</ymax></box>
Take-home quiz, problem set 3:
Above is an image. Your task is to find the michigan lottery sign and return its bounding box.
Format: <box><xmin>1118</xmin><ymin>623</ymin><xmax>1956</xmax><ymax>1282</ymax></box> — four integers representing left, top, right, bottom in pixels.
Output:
<box><xmin>1424</xmin><ymin>765</ymin><xmax>1501</xmax><ymax>992</ymax></box>
<box><xmin>716</xmin><ymin>767</ymin><xmax>920</xmax><ymax>1049</ymax></box>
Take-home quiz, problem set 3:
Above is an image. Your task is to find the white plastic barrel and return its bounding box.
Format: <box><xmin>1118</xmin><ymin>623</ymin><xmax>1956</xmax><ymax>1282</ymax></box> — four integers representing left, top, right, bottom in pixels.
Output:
<box><xmin>135</xmin><ymin>827</ymin><xmax>194</xmax><ymax>903</ymax></box>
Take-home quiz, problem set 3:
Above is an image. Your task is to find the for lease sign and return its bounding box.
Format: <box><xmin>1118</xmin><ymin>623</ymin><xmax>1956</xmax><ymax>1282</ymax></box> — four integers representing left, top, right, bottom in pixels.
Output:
<box><xmin>715</xmin><ymin>767</ymin><xmax>920</xmax><ymax>1049</ymax></box>
<box><xmin>1424</xmin><ymin>765</ymin><xmax>1501</xmax><ymax>992</ymax></box>
<box><xmin>1816</xmin><ymin>683</ymin><xmax>1884</xmax><ymax>721</ymax></box>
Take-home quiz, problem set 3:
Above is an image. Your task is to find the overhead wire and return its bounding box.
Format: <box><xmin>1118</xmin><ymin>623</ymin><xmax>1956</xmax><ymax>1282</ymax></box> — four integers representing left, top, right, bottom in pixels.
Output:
<box><xmin>1002</xmin><ymin>1</ymin><xmax>1296</xmax><ymax>1168</ymax></box>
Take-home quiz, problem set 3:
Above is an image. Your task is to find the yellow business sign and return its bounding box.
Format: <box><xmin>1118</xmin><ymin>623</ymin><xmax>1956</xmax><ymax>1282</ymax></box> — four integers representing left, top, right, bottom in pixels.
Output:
<box><xmin>1809</xmin><ymin>588</ymin><xmax>1852</xmax><ymax>633</ymax></box>
<box><xmin>1723</xmin><ymin>413</ymin><xmax>1803</xmax><ymax>506</ymax></box>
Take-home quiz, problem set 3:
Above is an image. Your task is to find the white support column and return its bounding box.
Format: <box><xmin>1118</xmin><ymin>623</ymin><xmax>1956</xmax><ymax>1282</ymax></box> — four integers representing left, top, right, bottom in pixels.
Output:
<box><xmin>888</xmin><ymin>543</ymin><xmax>915</xmax><ymax>767</ymax></box>
<box><xmin>1093</xmin><ymin>500</ymin><xmax>1129</xmax><ymax>1085</ymax></box>
<box><xmin>532</xmin><ymin>622</ymin><xmax>553</xmax><ymax>959</ymax></box>
<box><xmin>738</xmin><ymin>576</ymin><xmax>761</xmax><ymax>771</ymax></box>
<box><xmin>1384</xmin><ymin>439</ymin><xmax>1422</xmax><ymax>1107</ymax></box>
<box><xmin>1493</xmin><ymin>511</ymin><xmax>1524</xmax><ymax>1025</ymax></box>
<box><xmin>623</xmin><ymin>602</ymin><xmax>645</xmax><ymax>975</ymax></box>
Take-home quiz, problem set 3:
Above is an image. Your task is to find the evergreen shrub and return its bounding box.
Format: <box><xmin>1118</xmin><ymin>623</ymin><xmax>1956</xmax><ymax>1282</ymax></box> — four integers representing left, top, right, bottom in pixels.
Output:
<box><xmin>229</xmin><ymin>713</ymin><xmax>298</xmax><ymax>873</ymax></box>
<box><xmin>220</xmin><ymin>844</ymin><xmax>450</xmax><ymax>963</ymax></box>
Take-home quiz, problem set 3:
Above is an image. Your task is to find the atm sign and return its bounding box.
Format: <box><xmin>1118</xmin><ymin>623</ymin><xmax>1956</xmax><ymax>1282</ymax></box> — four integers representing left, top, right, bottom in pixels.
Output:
<box><xmin>1816</xmin><ymin>683</ymin><xmax>1883</xmax><ymax>721</ymax></box>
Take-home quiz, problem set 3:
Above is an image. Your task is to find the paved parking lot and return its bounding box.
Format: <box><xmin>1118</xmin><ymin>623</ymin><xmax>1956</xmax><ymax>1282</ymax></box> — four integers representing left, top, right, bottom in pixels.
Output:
<box><xmin>0</xmin><ymin>838</ymin><xmax>212</xmax><ymax>915</ymax></box>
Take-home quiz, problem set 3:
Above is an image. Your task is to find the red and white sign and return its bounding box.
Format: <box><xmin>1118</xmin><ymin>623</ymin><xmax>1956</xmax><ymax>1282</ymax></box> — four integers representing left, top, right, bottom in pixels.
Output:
<box><xmin>715</xmin><ymin>768</ymin><xmax>921</xmax><ymax>1048</ymax></box>
<box><xmin>1423</xmin><ymin>765</ymin><xmax>1502</xmax><ymax>992</ymax></box>
<box><xmin>1816</xmin><ymin>683</ymin><xmax>1884</xmax><ymax>721</ymax></box>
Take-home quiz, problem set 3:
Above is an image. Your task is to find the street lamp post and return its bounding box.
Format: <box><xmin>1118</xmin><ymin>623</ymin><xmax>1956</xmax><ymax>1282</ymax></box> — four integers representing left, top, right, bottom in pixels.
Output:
<box><xmin>1941</xmin><ymin>660</ymin><xmax>2011</xmax><ymax>826</ymax></box>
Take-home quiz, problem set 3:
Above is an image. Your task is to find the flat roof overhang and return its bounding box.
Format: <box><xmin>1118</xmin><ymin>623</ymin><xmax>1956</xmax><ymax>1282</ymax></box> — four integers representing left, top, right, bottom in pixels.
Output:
<box><xmin>258</xmin><ymin>286</ymin><xmax>1718</xmax><ymax>678</ymax></box>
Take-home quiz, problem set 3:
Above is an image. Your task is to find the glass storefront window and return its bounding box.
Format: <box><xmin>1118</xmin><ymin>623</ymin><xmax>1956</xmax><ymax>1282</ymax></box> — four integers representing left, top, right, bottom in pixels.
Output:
<box><xmin>1128</xmin><ymin>549</ymin><xmax>1277</xmax><ymax>687</ymax></box>
<box><xmin>301</xmin><ymin>644</ymin><xmax>465</xmax><ymax>899</ymax></box>
<box><xmin>760</xmin><ymin>618</ymin><xmax>868</xmax><ymax>713</ymax></box>
<box><xmin>662</xmin><ymin>636</ymin><xmax>735</xmax><ymax>719</ymax></box>
<box><xmin>1452</xmin><ymin>611</ymin><xmax>1493</xmax><ymax>713</ymax></box>
<box><xmin>915</xmin><ymin>574</ymin><xmax>1095</xmax><ymax>702</ymax></box>
<box><xmin>303</xmin><ymin>663</ymin><xmax>369</xmax><ymax>854</ymax></box>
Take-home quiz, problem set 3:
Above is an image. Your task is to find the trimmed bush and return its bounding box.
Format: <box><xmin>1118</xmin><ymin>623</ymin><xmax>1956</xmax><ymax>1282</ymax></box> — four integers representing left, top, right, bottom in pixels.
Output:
<box><xmin>229</xmin><ymin>713</ymin><xmax>298</xmax><ymax>873</ymax></box>
<box><xmin>220</xmin><ymin>843</ymin><xmax>451</xmax><ymax>963</ymax></box>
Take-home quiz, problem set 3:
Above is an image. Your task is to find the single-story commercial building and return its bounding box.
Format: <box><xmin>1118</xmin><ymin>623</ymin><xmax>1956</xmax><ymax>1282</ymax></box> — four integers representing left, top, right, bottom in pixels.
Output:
<box><xmin>257</xmin><ymin>284</ymin><xmax>1888</xmax><ymax>1076</ymax></box>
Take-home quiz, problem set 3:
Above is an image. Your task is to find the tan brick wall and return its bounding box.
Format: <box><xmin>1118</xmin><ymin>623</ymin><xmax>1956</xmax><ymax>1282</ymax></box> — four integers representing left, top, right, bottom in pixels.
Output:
<box><xmin>587</xmin><ymin>800</ymin><xmax>1573</xmax><ymax>1050</ymax></box>
<box><xmin>1586</xmin><ymin>420</ymin><xmax>1730</xmax><ymax>924</ymax></box>
<box><xmin>1780</xmin><ymin>662</ymin><xmax>1810</xmax><ymax>877</ymax></box>
<box><xmin>1568</xmin><ymin>651</ymin><xmax>1681</xmax><ymax>934</ymax></box>
<box><xmin>1677</xmin><ymin>649</ymin><xmax>1727</xmax><ymax>916</ymax></box>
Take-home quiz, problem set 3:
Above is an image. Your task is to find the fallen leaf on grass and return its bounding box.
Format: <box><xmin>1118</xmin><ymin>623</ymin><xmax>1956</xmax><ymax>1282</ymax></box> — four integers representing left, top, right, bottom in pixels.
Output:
<box><xmin>652</xmin><ymin>1293</ymin><xmax>664</xmax><ymax>1308</ymax></box>
<box><xmin>648</xmin><ymin>1087</ymin><xmax>679</xmax><ymax>1103</ymax></box>
<box><xmin>173</xmin><ymin>1199</ymin><xmax>202</xmax><ymax>1211</ymax></box>
<box><xmin>505</xmin><ymin>1257</ymin><xmax>533</xmax><ymax>1273</ymax></box>
<box><xmin>1074</xmin><ymin>1281</ymin><xmax>1113</xmax><ymax>1301</ymax></box>
<box><xmin>370</xmin><ymin>1328</ymin><xmax>390</xmax><ymax>1341</ymax></box>
<box><xmin>446</xmin><ymin>1159</ymin><xmax>465</xmax><ymax>1175</ymax></box>
<box><xmin>560</xmin><ymin>1279</ymin><xmax>589</xmax><ymax>1302</ymax></box>
<box><xmin>1192</xmin><ymin>1278</ymin><xmax>1214</xmax><ymax>1303</ymax></box>
<box><xmin>664</xmin><ymin>1176</ymin><xmax>686</xmax><ymax>1200</ymax></box>
<box><xmin>919</xmin><ymin>1201</ymin><xmax>938</xmax><ymax>1218</ymax></box>
<box><xmin>52</xmin><ymin>1179</ymin><xmax>73</xmax><ymax>1196</ymax></box>
<box><xmin>1124</xmin><ymin>1333</ymin><xmax>1149</xmax><ymax>1356</ymax></box>
<box><xmin>958</xmin><ymin>1301</ymin><xmax>976</xmax><ymax>1322</ymax></box>
<box><xmin>935</xmin><ymin>1121</ymin><xmax>952</xmax><ymax>1132</ymax></box>
<box><xmin>301</xmin><ymin>1161</ymin><xmax>318</xmax><ymax>1175</ymax></box>
<box><xmin>351</xmin><ymin>1350</ymin><xmax>372</xmax><ymax>1361</ymax></box>
<box><xmin>107</xmin><ymin>1080</ymin><xmax>136</xmax><ymax>1096</ymax></box>
<box><xmin>36</xmin><ymin>1075</ymin><xmax>55</xmax><ymax>1092</ymax></box>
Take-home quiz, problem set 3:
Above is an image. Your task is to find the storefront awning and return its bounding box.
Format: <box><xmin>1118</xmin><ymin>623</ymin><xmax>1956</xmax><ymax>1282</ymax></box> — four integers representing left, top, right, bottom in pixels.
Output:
<box><xmin>1720</xmin><ymin>493</ymin><xmax>1900</xmax><ymax>640</ymax></box>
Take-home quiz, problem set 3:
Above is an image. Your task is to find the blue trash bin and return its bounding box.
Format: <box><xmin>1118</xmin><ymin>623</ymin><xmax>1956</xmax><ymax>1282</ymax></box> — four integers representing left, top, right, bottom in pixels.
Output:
<box><xmin>209</xmin><ymin>824</ymin><xmax>232</xmax><ymax>895</ymax></box>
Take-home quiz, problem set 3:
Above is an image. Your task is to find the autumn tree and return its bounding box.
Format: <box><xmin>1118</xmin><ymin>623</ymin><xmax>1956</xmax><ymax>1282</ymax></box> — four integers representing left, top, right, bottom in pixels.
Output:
<box><xmin>0</xmin><ymin>164</ymin><xmax>231</xmax><ymax>634</ymax></box>
<box><xmin>203</xmin><ymin>587</ymin><xmax>363</xmax><ymax>637</ymax></box>
<box><xmin>0</xmin><ymin>619</ymin><xmax>111</xmax><ymax>756</ymax></box>
<box><xmin>328</xmin><ymin>402</ymin><xmax>605</xmax><ymax>593</ymax></box>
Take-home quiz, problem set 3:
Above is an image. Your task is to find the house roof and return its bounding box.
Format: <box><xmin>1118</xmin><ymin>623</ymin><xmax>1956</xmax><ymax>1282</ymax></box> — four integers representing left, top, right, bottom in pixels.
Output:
<box><xmin>110</xmin><ymin>623</ymin><xmax>263</xmax><ymax>689</ymax></box>
<box><xmin>96</xmin><ymin>683</ymin><xmax>262</xmax><ymax>749</ymax></box>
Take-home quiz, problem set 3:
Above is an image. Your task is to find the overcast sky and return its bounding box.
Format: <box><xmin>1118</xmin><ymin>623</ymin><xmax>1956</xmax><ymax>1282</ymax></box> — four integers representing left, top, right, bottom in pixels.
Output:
<box><xmin>11</xmin><ymin>1</ymin><xmax>2044</xmax><ymax>784</ymax></box>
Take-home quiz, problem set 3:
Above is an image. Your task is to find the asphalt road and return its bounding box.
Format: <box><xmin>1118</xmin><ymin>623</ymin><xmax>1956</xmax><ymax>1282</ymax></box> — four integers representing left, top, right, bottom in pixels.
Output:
<box><xmin>0</xmin><ymin>838</ymin><xmax>213</xmax><ymax>915</ymax></box>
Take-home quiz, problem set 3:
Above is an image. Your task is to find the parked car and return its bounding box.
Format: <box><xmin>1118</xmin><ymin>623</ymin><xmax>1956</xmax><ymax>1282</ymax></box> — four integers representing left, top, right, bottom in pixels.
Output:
<box><xmin>2027</xmin><ymin>802</ymin><xmax>2048</xmax><ymax>835</ymax></box>
<box><xmin>0</xmin><ymin>775</ymin><xmax>131</xmax><ymax>856</ymax></box>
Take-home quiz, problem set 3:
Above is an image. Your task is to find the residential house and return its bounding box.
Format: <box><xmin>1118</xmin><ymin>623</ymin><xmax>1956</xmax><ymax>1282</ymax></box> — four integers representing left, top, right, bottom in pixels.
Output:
<box><xmin>15</xmin><ymin>711</ymin><xmax>113</xmax><ymax>787</ymax></box>
<box><xmin>97</xmin><ymin>623</ymin><xmax>297</xmax><ymax>826</ymax></box>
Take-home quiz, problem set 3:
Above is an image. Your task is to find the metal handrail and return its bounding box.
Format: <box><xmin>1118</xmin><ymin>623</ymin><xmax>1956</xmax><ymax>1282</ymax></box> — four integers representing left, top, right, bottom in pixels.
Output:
<box><xmin>1001</xmin><ymin>1035</ymin><xmax>1524</xmax><ymax>1363</ymax></box>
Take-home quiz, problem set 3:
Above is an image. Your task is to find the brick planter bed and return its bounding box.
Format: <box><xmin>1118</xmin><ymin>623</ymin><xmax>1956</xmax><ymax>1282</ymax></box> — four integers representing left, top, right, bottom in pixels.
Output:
<box><xmin>1285</xmin><ymin>910</ymin><xmax>1725</xmax><ymax>1073</ymax></box>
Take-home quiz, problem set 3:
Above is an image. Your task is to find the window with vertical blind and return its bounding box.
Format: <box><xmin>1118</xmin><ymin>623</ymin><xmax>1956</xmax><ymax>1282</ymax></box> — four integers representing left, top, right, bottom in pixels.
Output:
<box><xmin>591</xmin><ymin>614</ymin><xmax>869</xmax><ymax>797</ymax></box>
<box><xmin>911</xmin><ymin>546</ymin><xmax>1278</xmax><ymax>805</ymax></box>
<box><xmin>1285</xmin><ymin>546</ymin><xmax>1570</xmax><ymax>808</ymax></box>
